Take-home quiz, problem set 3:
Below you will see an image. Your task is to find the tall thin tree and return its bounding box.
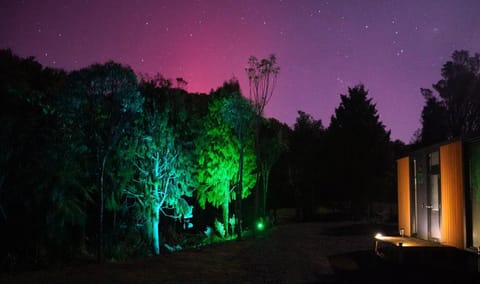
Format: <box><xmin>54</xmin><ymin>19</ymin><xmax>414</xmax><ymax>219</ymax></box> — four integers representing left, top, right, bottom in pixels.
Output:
<box><xmin>245</xmin><ymin>54</ymin><xmax>280</xmax><ymax>218</ymax></box>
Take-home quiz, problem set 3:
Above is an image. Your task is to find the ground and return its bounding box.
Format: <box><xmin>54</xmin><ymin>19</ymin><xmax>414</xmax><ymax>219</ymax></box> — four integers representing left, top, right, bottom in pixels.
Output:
<box><xmin>1</xmin><ymin>221</ymin><xmax>479</xmax><ymax>283</ymax></box>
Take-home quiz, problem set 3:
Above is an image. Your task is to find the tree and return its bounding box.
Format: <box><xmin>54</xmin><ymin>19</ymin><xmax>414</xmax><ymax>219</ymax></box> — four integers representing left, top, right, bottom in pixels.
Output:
<box><xmin>245</xmin><ymin>54</ymin><xmax>280</xmax><ymax>219</ymax></box>
<box><xmin>65</xmin><ymin>61</ymin><xmax>143</xmax><ymax>262</ymax></box>
<box><xmin>246</xmin><ymin>54</ymin><xmax>280</xmax><ymax>116</ymax></box>
<box><xmin>257</xmin><ymin>118</ymin><xmax>288</xmax><ymax>216</ymax></box>
<box><xmin>220</xmin><ymin>85</ymin><xmax>257</xmax><ymax>237</ymax></box>
<box><xmin>123</xmin><ymin>100</ymin><xmax>193</xmax><ymax>255</ymax></box>
<box><xmin>425</xmin><ymin>50</ymin><xmax>480</xmax><ymax>139</ymax></box>
<box><xmin>290</xmin><ymin>111</ymin><xmax>324</xmax><ymax>220</ymax></box>
<box><xmin>326</xmin><ymin>85</ymin><xmax>393</xmax><ymax>219</ymax></box>
<box><xmin>195</xmin><ymin>94</ymin><xmax>239</xmax><ymax>237</ymax></box>
<box><xmin>195</xmin><ymin>82</ymin><xmax>256</xmax><ymax>237</ymax></box>
<box><xmin>417</xmin><ymin>88</ymin><xmax>448</xmax><ymax>145</ymax></box>
<box><xmin>0</xmin><ymin>49</ymin><xmax>95</xmax><ymax>264</ymax></box>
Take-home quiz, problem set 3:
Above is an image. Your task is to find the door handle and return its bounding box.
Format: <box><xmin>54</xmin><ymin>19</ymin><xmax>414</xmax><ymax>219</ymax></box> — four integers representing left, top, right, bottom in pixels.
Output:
<box><xmin>423</xmin><ymin>203</ymin><xmax>433</xmax><ymax>209</ymax></box>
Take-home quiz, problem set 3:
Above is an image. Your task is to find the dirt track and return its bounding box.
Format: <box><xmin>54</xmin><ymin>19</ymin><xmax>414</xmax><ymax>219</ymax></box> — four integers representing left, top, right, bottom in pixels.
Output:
<box><xmin>2</xmin><ymin>221</ymin><xmax>477</xmax><ymax>283</ymax></box>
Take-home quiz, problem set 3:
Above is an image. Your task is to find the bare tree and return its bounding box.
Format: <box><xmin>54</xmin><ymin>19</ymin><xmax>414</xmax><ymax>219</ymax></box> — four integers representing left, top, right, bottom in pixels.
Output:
<box><xmin>246</xmin><ymin>54</ymin><xmax>280</xmax><ymax>115</ymax></box>
<box><xmin>245</xmin><ymin>54</ymin><xmax>280</xmax><ymax>218</ymax></box>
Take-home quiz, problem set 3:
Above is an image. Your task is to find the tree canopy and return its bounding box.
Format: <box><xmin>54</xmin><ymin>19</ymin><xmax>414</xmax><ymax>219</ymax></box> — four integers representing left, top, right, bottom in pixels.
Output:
<box><xmin>418</xmin><ymin>50</ymin><xmax>480</xmax><ymax>144</ymax></box>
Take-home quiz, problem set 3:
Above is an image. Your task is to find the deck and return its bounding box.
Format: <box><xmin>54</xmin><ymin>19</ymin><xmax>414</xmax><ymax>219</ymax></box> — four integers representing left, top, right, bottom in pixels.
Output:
<box><xmin>373</xmin><ymin>234</ymin><xmax>480</xmax><ymax>272</ymax></box>
<box><xmin>374</xmin><ymin>234</ymin><xmax>442</xmax><ymax>248</ymax></box>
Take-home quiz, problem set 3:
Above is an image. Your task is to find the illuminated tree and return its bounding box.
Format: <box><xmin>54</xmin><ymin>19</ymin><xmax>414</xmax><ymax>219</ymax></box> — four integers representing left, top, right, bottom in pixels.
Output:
<box><xmin>121</xmin><ymin>81</ymin><xmax>194</xmax><ymax>255</ymax></box>
<box><xmin>196</xmin><ymin>82</ymin><xmax>256</xmax><ymax>237</ymax></box>
<box><xmin>195</xmin><ymin>94</ymin><xmax>239</xmax><ymax>237</ymax></box>
<box><xmin>220</xmin><ymin>84</ymin><xmax>257</xmax><ymax>237</ymax></box>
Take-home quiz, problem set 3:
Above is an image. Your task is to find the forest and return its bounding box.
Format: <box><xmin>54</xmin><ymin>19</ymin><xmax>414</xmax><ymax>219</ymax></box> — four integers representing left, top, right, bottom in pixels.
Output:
<box><xmin>0</xmin><ymin>48</ymin><xmax>479</xmax><ymax>271</ymax></box>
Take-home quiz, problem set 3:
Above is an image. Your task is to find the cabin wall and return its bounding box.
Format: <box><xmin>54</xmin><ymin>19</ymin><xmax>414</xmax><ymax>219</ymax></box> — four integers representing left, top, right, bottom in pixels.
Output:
<box><xmin>440</xmin><ymin>141</ymin><xmax>465</xmax><ymax>249</ymax></box>
<box><xmin>397</xmin><ymin>156</ymin><xmax>411</xmax><ymax>236</ymax></box>
<box><xmin>468</xmin><ymin>141</ymin><xmax>480</xmax><ymax>248</ymax></box>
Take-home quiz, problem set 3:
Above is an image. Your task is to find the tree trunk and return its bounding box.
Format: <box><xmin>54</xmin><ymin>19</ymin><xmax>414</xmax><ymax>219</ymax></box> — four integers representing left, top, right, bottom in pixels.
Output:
<box><xmin>97</xmin><ymin>155</ymin><xmax>107</xmax><ymax>263</ymax></box>
<box><xmin>152</xmin><ymin>206</ymin><xmax>160</xmax><ymax>255</ymax></box>
<box><xmin>153</xmin><ymin>153</ymin><xmax>161</xmax><ymax>255</ymax></box>
<box><xmin>223</xmin><ymin>198</ymin><xmax>229</xmax><ymax>237</ymax></box>
<box><xmin>253</xmin><ymin>121</ymin><xmax>260</xmax><ymax>221</ymax></box>
<box><xmin>236</xmin><ymin>141</ymin><xmax>244</xmax><ymax>239</ymax></box>
<box><xmin>262</xmin><ymin>168</ymin><xmax>270</xmax><ymax>217</ymax></box>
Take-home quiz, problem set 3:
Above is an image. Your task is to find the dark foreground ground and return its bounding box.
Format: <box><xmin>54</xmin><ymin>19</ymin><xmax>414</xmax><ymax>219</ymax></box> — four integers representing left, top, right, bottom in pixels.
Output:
<box><xmin>2</xmin><ymin>221</ymin><xmax>479</xmax><ymax>283</ymax></box>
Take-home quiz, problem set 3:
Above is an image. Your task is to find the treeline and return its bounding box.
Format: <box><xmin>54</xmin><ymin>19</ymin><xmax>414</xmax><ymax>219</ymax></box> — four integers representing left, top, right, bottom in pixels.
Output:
<box><xmin>414</xmin><ymin>50</ymin><xmax>480</xmax><ymax>146</ymax></box>
<box><xmin>1</xmin><ymin>48</ymin><xmax>477</xmax><ymax>269</ymax></box>
<box><xmin>0</xmin><ymin>49</ymin><xmax>283</xmax><ymax>269</ymax></box>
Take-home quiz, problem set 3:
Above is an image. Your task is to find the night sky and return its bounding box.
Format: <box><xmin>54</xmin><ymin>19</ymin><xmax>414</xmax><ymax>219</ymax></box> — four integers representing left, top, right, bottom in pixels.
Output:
<box><xmin>1</xmin><ymin>0</ymin><xmax>479</xmax><ymax>142</ymax></box>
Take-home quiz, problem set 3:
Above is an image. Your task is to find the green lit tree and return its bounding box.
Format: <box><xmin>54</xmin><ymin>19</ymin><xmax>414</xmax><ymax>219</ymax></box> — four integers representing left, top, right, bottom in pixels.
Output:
<box><xmin>195</xmin><ymin>98</ymin><xmax>237</xmax><ymax>236</ymax></box>
<box><xmin>196</xmin><ymin>81</ymin><xmax>256</xmax><ymax>237</ymax></box>
<box><xmin>219</xmin><ymin>82</ymin><xmax>257</xmax><ymax>237</ymax></box>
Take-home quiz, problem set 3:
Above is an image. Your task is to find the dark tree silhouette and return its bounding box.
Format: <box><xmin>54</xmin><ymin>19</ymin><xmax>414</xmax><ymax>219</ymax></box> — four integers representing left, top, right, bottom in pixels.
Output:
<box><xmin>326</xmin><ymin>85</ymin><xmax>393</xmax><ymax>219</ymax></box>
<box><xmin>257</xmin><ymin>118</ymin><xmax>288</xmax><ymax>217</ymax></box>
<box><xmin>417</xmin><ymin>88</ymin><xmax>448</xmax><ymax>145</ymax></box>
<box><xmin>290</xmin><ymin>111</ymin><xmax>324</xmax><ymax>220</ymax></box>
<box><xmin>66</xmin><ymin>61</ymin><xmax>143</xmax><ymax>262</ymax></box>
<box><xmin>426</xmin><ymin>50</ymin><xmax>480</xmax><ymax>139</ymax></box>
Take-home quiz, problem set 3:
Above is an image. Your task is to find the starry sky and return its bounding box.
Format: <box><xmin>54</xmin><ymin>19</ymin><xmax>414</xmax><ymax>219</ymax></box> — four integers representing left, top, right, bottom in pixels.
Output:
<box><xmin>1</xmin><ymin>0</ymin><xmax>479</xmax><ymax>143</ymax></box>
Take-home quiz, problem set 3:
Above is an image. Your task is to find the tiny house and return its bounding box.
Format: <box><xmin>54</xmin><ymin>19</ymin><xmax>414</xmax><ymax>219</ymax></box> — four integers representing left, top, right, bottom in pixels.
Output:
<box><xmin>397</xmin><ymin>137</ymin><xmax>480</xmax><ymax>250</ymax></box>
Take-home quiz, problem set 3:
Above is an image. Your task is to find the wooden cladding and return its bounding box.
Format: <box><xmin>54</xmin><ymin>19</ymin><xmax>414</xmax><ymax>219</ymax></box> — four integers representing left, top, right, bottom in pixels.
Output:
<box><xmin>440</xmin><ymin>141</ymin><xmax>465</xmax><ymax>249</ymax></box>
<box><xmin>397</xmin><ymin>157</ymin><xmax>411</xmax><ymax>236</ymax></box>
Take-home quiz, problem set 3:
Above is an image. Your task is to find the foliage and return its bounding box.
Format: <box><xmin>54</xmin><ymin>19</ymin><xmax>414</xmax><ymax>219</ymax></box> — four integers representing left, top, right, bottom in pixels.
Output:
<box><xmin>416</xmin><ymin>88</ymin><xmax>448</xmax><ymax>146</ymax></box>
<box><xmin>63</xmin><ymin>61</ymin><xmax>144</xmax><ymax>262</ymax></box>
<box><xmin>418</xmin><ymin>50</ymin><xmax>480</xmax><ymax>143</ymax></box>
<box><xmin>246</xmin><ymin>54</ymin><xmax>280</xmax><ymax>115</ymax></box>
<box><xmin>0</xmin><ymin>48</ymin><xmax>409</xmax><ymax>267</ymax></box>
<box><xmin>195</xmin><ymin>81</ymin><xmax>257</xmax><ymax>237</ymax></box>
<box><xmin>214</xmin><ymin>219</ymin><xmax>226</xmax><ymax>238</ymax></box>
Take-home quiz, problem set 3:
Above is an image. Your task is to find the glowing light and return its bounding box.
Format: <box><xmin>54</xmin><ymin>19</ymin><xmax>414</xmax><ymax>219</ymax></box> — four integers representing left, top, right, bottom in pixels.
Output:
<box><xmin>375</xmin><ymin>233</ymin><xmax>383</xmax><ymax>239</ymax></box>
<box><xmin>256</xmin><ymin>221</ymin><xmax>265</xmax><ymax>231</ymax></box>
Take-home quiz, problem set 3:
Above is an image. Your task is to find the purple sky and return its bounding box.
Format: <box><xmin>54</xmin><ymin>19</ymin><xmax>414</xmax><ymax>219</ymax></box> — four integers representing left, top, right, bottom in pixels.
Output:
<box><xmin>1</xmin><ymin>0</ymin><xmax>479</xmax><ymax>142</ymax></box>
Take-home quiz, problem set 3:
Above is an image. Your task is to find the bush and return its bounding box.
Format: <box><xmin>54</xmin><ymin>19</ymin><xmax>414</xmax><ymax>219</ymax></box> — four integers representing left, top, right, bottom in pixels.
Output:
<box><xmin>214</xmin><ymin>219</ymin><xmax>225</xmax><ymax>238</ymax></box>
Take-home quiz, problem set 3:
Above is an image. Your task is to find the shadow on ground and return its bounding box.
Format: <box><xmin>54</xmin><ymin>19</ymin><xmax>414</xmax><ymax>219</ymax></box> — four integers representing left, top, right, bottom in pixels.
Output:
<box><xmin>328</xmin><ymin>248</ymin><xmax>480</xmax><ymax>284</ymax></box>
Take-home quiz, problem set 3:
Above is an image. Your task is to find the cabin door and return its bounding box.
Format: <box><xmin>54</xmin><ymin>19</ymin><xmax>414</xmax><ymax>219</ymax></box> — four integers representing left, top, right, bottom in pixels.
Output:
<box><xmin>414</xmin><ymin>151</ymin><xmax>441</xmax><ymax>241</ymax></box>
<box><xmin>427</xmin><ymin>151</ymin><xmax>441</xmax><ymax>241</ymax></box>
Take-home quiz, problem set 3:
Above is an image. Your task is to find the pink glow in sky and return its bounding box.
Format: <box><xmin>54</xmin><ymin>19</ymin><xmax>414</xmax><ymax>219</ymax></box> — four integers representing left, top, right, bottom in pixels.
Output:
<box><xmin>1</xmin><ymin>0</ymin><xmax>479</xmax><ymax>142</ymax></box>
